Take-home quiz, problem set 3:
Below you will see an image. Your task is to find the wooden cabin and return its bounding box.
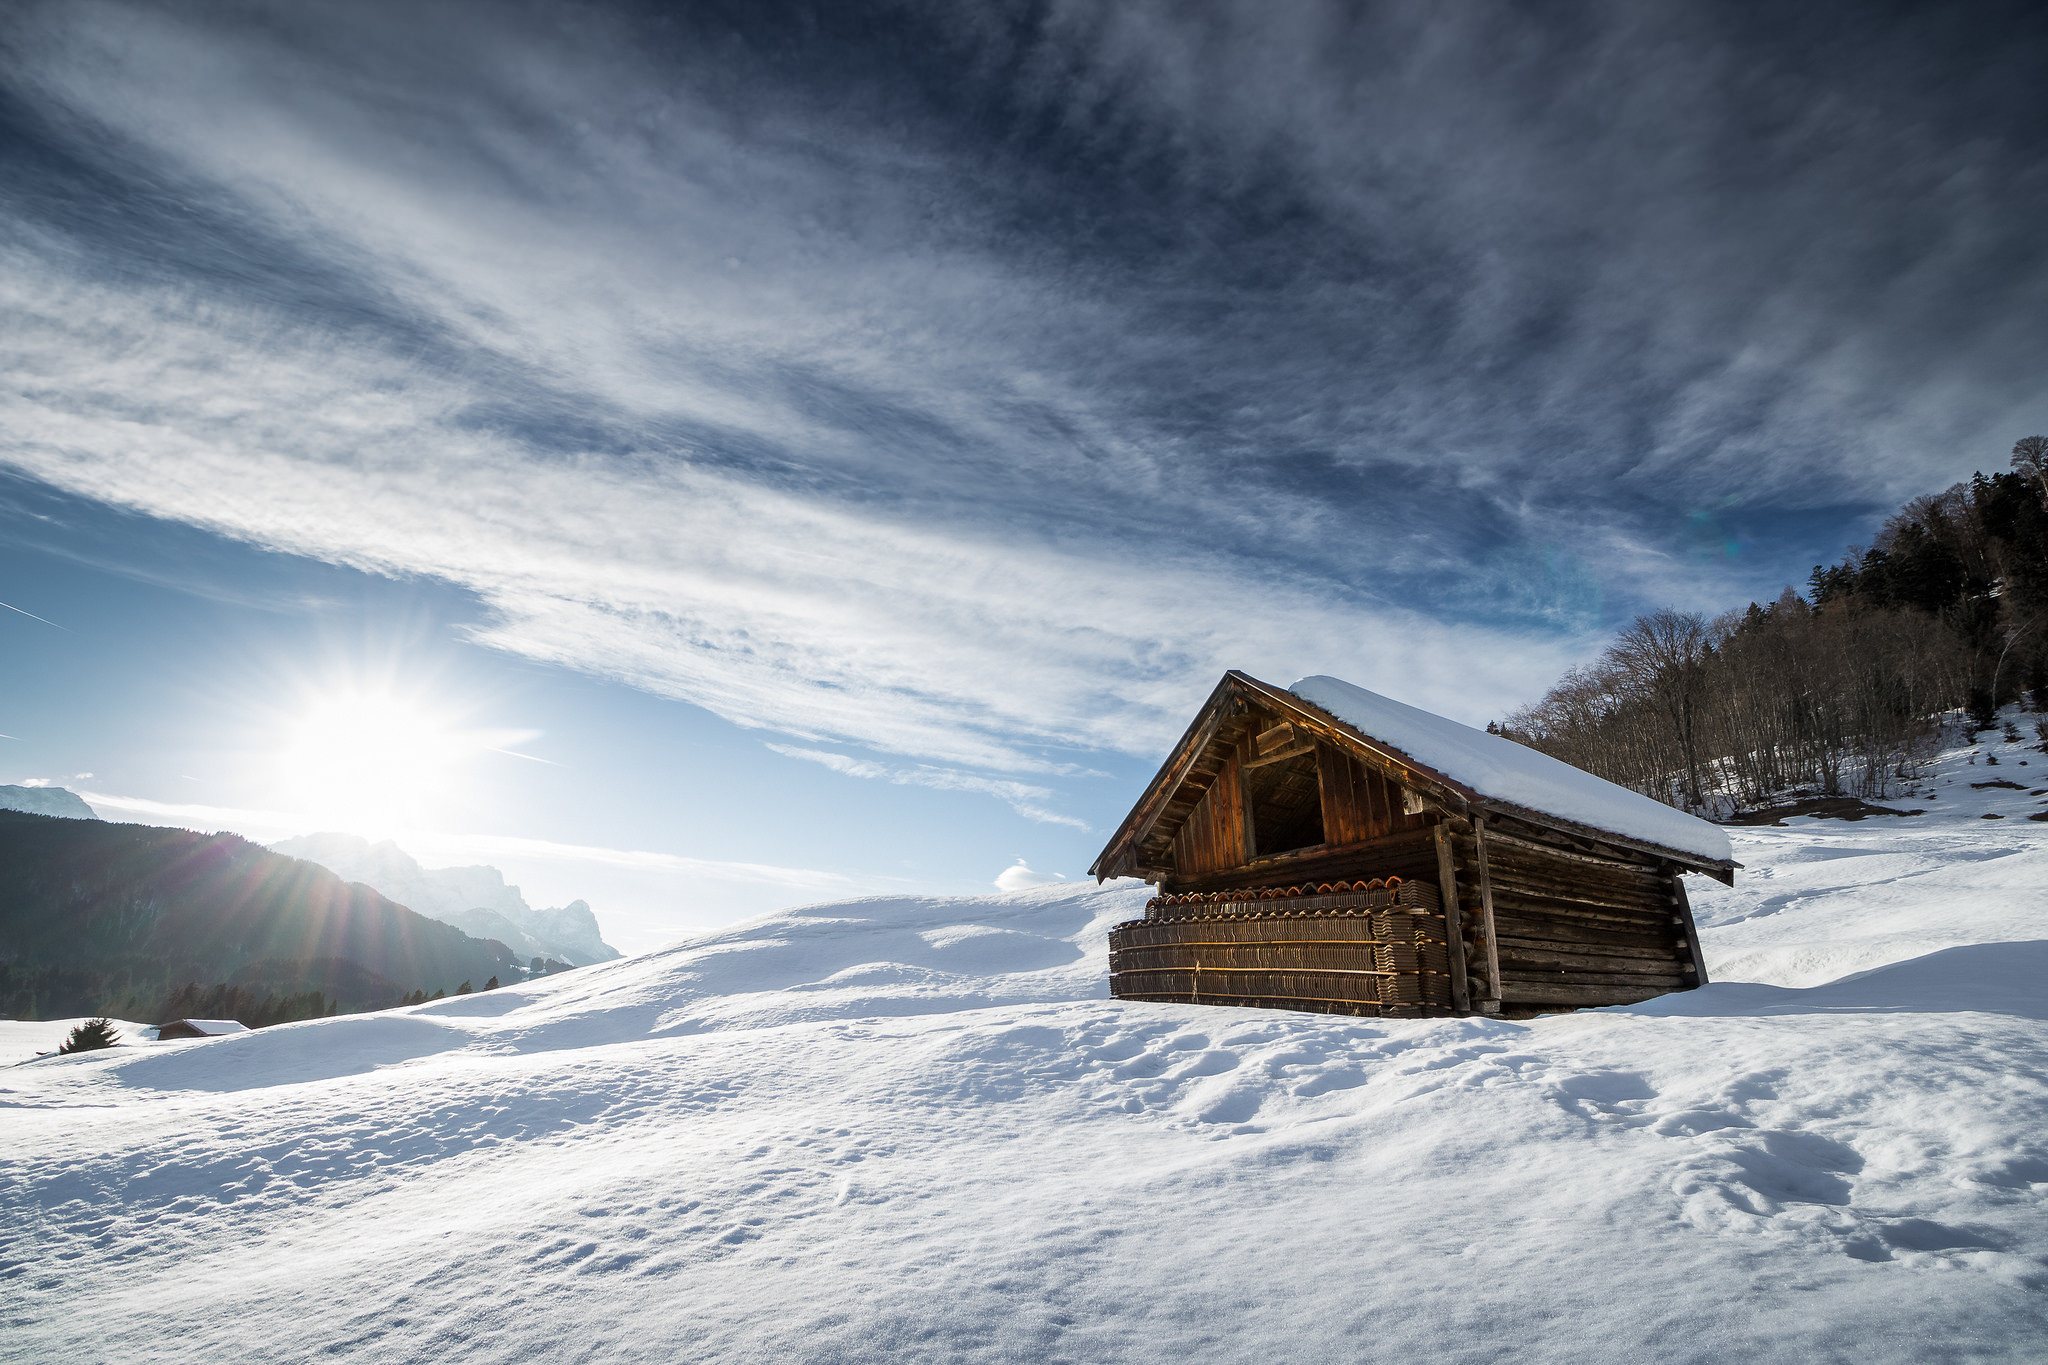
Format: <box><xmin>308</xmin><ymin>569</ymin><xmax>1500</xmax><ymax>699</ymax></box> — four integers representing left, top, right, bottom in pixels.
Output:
<box><xmin>153</xmin><ymin>1018</ymin><xmax>250</xmax><ymax>1041</ymax></box>
<box><xmin>1092</xmin><ymin>671</ymin><xmax>1737</xmax><ymax>1018</ymax></box>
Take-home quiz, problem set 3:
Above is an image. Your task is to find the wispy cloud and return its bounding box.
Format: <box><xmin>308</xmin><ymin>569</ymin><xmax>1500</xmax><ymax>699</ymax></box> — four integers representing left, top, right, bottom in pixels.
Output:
<box><xmin>75</xmin><ymin>787</ymin><xmax>849</xmax><ymax>891</ymax></box>
<box><xmin>409</xmin><ymin>832</ymin><xmax>852</xmax><ymax>893</ymax></box>
<box><xmin>3</xmin><ymin>0</ymin><xmax>2045</xmax><ymax>780</ymax></box>
<box><xmin>767</xmin><ymin>744</ymin><xmax>1089</xmax><ymax>829</ymax></box>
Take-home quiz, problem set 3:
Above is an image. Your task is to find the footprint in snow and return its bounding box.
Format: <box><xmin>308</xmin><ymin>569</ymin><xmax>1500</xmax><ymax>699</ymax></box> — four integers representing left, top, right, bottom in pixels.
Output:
<box><xmin>1549</xmin><ymin>1069</ymin><xmax>1658</xmax><ymax>1119</ymax></box>
<box><xmin>1841</xmin><ymin>1218</ymin><xmax>2010</xmax><ymax>1263</ymax></box>
<box><xmin>1291</xmin><ymin>1067</ymin><xmax>1369</xmax><ymax>1097</ymax></box>
<box><xmin>1194</xmin><ymin>1087</ymin><xmax>1263</xmax><ymax>1126</ymax></box>
<box><xmin>1167</xmin><ymin>1049</ymin><xmax>1240</xmax><ymax>1080</ymax></box>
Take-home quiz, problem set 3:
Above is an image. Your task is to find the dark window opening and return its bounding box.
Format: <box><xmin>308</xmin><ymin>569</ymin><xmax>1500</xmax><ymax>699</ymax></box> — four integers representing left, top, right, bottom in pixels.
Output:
<box><xmin>1245</xmin><ymin>748</ymin><xmax>1324</xmax><ymax>857</ymax></box>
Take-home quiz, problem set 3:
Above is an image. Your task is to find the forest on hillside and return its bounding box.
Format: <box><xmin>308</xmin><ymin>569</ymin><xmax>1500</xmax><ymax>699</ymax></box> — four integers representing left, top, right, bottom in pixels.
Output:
<box><xmin>1502</xmin><ymin>440</ymin><xmax>2048</xmax><ymax>814</ymax></box>
<box><xmin>0</xmin><ymin>811</ymin><xmax>523</xmax><ymax>1022</ymax></box>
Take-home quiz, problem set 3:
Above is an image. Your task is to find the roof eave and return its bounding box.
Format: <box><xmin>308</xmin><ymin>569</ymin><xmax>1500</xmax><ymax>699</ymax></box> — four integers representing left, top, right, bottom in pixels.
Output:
<box><xmin>1089</xmin><ymin>672</ymin><xmax>1247</xmax><ymax>881</ymax></box>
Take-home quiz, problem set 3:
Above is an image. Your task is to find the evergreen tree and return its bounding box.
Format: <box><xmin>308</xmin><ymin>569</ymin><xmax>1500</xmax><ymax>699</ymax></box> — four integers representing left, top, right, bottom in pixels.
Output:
<box><xmin>456</xmin><ymin>981</ymin><xmax>472</xmax><ymax>995</ymax></box>
<box><xmin>483</xmin><ymin>976</ymin><xmax>499</xmax><ymax>991</ymax></box>
<box><xmin>59</xmin><ymin>1017</ymin><xmax>120</xmax><ymax>1053</ymax></box>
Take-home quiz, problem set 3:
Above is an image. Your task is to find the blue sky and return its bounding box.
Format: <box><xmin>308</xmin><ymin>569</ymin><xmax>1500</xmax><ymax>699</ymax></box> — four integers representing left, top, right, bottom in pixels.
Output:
<box><xmin>4</xmin><ymin>1</ymin><xmax>2046</xmax><ymax>950</ymax></box>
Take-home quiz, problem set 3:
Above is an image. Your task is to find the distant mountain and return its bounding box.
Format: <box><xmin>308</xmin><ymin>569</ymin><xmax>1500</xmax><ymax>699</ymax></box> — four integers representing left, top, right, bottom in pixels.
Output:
<box><xmin>270</xmin><ymin>832</ymin><xmax>622</xmax><ymax>966</ymax></box>
<box><xmin>0</xmin><ymin>810</ymin><xmax>522</xmax><ymax>1020</ymax></box>
<box><xmin>0</xmin><ymin>784</ymin><xmax>97</xmax><ymax>820</ymax></box>
<box><xmin>520</xmin><ymin>900</ymin><xmax>614</xmax><ymax>965</ymax></box>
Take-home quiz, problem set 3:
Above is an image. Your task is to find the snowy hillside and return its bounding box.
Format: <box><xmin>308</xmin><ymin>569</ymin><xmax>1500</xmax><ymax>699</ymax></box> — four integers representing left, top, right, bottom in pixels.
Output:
<box><xmin>4</xmin><ymin>728</ymin><xmax>2044</xmax><ymax>1362</ymax></box>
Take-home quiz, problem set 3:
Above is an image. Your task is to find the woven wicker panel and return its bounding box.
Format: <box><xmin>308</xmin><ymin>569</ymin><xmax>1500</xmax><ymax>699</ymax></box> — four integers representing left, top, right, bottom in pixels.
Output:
<box><xmin>1112</xmin><ymin>967</ymin><xmax>1387</xmax><ymax>1006</ymax></box>
<box><xmin>1116</xmin><ymin>942</ymin><xmax>1398</xmax><ymax>974</ymax></box>
<box><xmin>1109</xmin><ymin>898</ymin><xmax>1456</xmax><ymax>1017</ymax></box>
<box><xmin>1112</xmin><ymin>916</ymin><xmax>1384</xmax><ymax>950</ymax></box>
<box><xmin>1147</xmin><ymin>877</ymin><xmax>1441</xmax><ymax>922</ymax></box>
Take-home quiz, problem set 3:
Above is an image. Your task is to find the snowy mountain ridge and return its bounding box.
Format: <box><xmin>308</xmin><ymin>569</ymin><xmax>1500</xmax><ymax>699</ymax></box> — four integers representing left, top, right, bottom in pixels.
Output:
<box><xmin>0</xmin><ymin>783</ymin><xmax>96</xmax><ymax>820</ymax></box>
<box><xmin>5</xmin><ymin>719</ymin><xmax>2046</xmax><ymax>1362</ymax></box>
<box><xmin>270</xmin><ymin>832</ymin><xmax>620</xmax><ymax>966</ymax></box>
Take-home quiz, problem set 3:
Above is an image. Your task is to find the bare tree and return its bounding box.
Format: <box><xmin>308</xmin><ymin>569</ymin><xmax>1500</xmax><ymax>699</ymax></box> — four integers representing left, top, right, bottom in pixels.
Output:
<box><xmin>1607</xmin><ymin>609</ymin><xmax>1715</xmax><ymax>811</ymax></box>
<box><xmin>2016</xmin><ymin>435</ymin><xmax>2048</xmax><ymax>505</ymax></box>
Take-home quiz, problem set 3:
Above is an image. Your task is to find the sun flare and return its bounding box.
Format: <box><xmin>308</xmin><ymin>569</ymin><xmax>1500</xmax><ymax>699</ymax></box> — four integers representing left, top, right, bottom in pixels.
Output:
<box><xmin>277</xmin><ymin>690</ymin><xmax>464</xmax><ymax>836</ymax></box>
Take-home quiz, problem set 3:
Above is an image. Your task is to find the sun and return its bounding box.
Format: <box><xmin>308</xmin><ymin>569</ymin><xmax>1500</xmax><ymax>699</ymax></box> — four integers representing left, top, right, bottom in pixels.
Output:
<box><xmin>277</xmin><ymin>690</ymin><xmax>463</xmax><ymax>836</ymax></box>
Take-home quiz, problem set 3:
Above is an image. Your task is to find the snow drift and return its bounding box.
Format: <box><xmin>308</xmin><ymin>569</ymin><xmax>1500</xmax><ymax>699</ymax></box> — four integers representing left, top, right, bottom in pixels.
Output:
<box><xmin>3</xmin><ymin>725</ymin><xmax>2044</xmax><ymax>1363</ymax></box>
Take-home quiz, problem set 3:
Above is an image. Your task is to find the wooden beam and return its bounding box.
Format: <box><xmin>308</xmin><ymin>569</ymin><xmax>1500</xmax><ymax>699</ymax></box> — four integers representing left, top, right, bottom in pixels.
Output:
<box><xmin>1479</xmin><ymin>805</ymin><xmax>1738</xmax><ymax>881</ymax></box>
<box><xmin>1478</xmin><ymin>828</ymin><xmax>1663</xmax><ymax>874</ymax></box>
<box><xmin>1669</xmin><ymin>869</ymin><xmax>1711</xmax><ymax>987</ymax></box>
<box><xmin>1243</xmin><ymin>742</ymin><xmax>1315</xmax><ymax>770</ymax></box>
<box><xmin>1228</xmin><ymin>672</ymin><xmax>1474</xmax><ymax>812</ymax></box>
<box><xmin>1433</xmin><ymin>823</ymin><xmax>1475</xmax><ymax>1015</ymax></box>
<box><xmin>1254</xmin><ymin>722</ymin><xmax>1302</xmax><ymax>756</ymax></box>
<box><xmin>1496</xmin><ymin>980</ymin><xmax>1682</xmax><ymax>1007</ymax></box>
<box><xmin>1471</xmin><ymin>816</ymin><xmax>1503</xmax><ymax>1010</ymax></box>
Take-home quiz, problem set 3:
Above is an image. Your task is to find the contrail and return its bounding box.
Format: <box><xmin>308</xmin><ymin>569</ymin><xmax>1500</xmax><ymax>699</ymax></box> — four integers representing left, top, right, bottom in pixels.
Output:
<box><xmin>489</xmin><ymin>747</ymin><xmax>565</xmax><ymax>767</ymax></box>
<box><xmin>0</xmin><ymin>599</ymin><xmax>66</xmax><ymax>630</ymax></box>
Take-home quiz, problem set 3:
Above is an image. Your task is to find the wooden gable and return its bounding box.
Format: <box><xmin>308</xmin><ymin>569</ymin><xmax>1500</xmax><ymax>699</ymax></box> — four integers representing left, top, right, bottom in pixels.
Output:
<box><xmin>1092</xmin><ymin>670</ymin><xmax>1733</xmax><ymax>887</ymax></box>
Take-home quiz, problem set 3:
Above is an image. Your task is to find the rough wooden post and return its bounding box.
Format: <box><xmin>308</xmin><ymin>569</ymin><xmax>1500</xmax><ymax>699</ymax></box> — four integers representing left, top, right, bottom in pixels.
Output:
<box><xmin>1432</xmin><ymin>823</ymin><xmax>1474</xmax><ymax>1015</ymax></box>
<box><xmin>1471</xmin><ymin>816</ymin><xmax>1504</xmax><ymax>1012</ymax></box>
<box><xmin>1669</xmin><ymin>869</ymin><xmax>1711</xmax><ymax>987</ymax></box>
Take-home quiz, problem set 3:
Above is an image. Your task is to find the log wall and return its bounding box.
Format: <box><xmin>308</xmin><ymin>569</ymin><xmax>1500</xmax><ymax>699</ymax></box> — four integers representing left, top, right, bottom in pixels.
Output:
<box><xmin>1451</xmin><ymin>822</ymin><xmax>1699</xmax><ymax>1013</ymax></box>
<box><xmin>1167</xmin><ymin>740</ymin><xmax>1250</xmax><ymax>877</ymax></box>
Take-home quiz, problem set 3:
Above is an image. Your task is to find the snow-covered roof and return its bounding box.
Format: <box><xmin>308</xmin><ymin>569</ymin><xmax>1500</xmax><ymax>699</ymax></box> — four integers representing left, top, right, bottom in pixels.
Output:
<box><xmin>162</xmin><ymin>1019</ymin><xmax>249</xmax><ymax>1037</ymax></box>
<box><xmin>1288</xmin><ymin>675</ymin><xmax>1733</xmax><ymax>865</ymax></box>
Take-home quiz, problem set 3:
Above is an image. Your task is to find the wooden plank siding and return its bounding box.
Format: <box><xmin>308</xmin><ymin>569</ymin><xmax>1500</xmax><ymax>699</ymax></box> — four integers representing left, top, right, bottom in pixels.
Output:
<box><xmin>1167</xmin><ymin>739</ymin><xmax>1251</xmax><ymax>878</ymax></box>
<box><xmin>1314</xmin><ymin>741</ymin><xmax>1428</xmax><ymax>846</ymax></box>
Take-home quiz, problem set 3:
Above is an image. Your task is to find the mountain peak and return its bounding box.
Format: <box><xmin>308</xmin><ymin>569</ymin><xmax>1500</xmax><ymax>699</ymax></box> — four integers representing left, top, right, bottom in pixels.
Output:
<box><xmin>0</xmin><ymin>785</ymin><xmax>97</xmax><ymax>821</ymax></box>
<box><xmin>269</xmin><ymin>835</ymin><xmax>621</xmax><ymax>965</ymax></box>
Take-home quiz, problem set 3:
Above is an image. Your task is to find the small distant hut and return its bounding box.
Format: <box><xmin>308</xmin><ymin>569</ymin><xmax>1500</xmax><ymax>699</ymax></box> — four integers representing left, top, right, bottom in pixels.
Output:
<box><xmin>1093</xmin><ymin>672</ymin><xmax>1737</xmax><ymax>1018</ymax></box>
<box><xmin>154</xmin><ymin>1019</ymin><xmax>250</xmax><ymax>1041</ymax></box>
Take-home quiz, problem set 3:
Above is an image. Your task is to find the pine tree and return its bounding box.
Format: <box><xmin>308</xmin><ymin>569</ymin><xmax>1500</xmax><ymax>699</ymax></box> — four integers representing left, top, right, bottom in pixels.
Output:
<box><xmin>456</xmin><ymin>980</ymin><xmax>473</xmax><ymax>995</ymax></box>
<box><xmin>483</xmin><ymin>976</ymin><xmax>499</xmax><ymax>991</ymax></box>
<box><xmin>59</xmin><ymin>1018</ymin><xmax>120</xmax><ymax>1053</ymax></box>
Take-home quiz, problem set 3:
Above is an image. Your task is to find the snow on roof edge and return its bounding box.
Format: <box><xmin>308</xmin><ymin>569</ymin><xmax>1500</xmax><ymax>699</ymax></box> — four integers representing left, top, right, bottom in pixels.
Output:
<box><xmin>1286</xmin><ymin>675</ymin><xmax>1733</xmax><ymax>866</ymax></box>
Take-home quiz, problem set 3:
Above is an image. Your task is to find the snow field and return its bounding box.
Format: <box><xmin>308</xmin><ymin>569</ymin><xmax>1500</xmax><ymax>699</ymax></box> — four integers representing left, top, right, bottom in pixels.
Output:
<box><xmin>0</xmin><ymin>1019</ymin><xmax>151</xmax><ymax>1068</ymax></box>
<box><xmin>2</xmin><ymin>724</ymin><xmax>2044</xmax><ymax>1362</ymax></box>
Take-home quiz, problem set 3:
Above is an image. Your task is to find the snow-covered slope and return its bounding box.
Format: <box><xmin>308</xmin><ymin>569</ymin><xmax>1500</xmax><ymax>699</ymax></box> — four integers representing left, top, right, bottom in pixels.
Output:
<box><xmin>0</xmin><ymin>1017</ymin><xmax>150</xmax><ymax>1066</ymax></box>
<box><xmin>4</xmin><ymin>730</ymin><xmax>2044</xmax><ymax>1363</ymax></box>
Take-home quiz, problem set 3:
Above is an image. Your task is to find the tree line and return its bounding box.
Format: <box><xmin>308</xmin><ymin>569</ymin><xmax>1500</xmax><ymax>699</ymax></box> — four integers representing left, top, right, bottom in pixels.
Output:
<box><xmin>1500</xmin><ymin>441</ymin><xmax>2048</xmax><ymax>814</ymax></box>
